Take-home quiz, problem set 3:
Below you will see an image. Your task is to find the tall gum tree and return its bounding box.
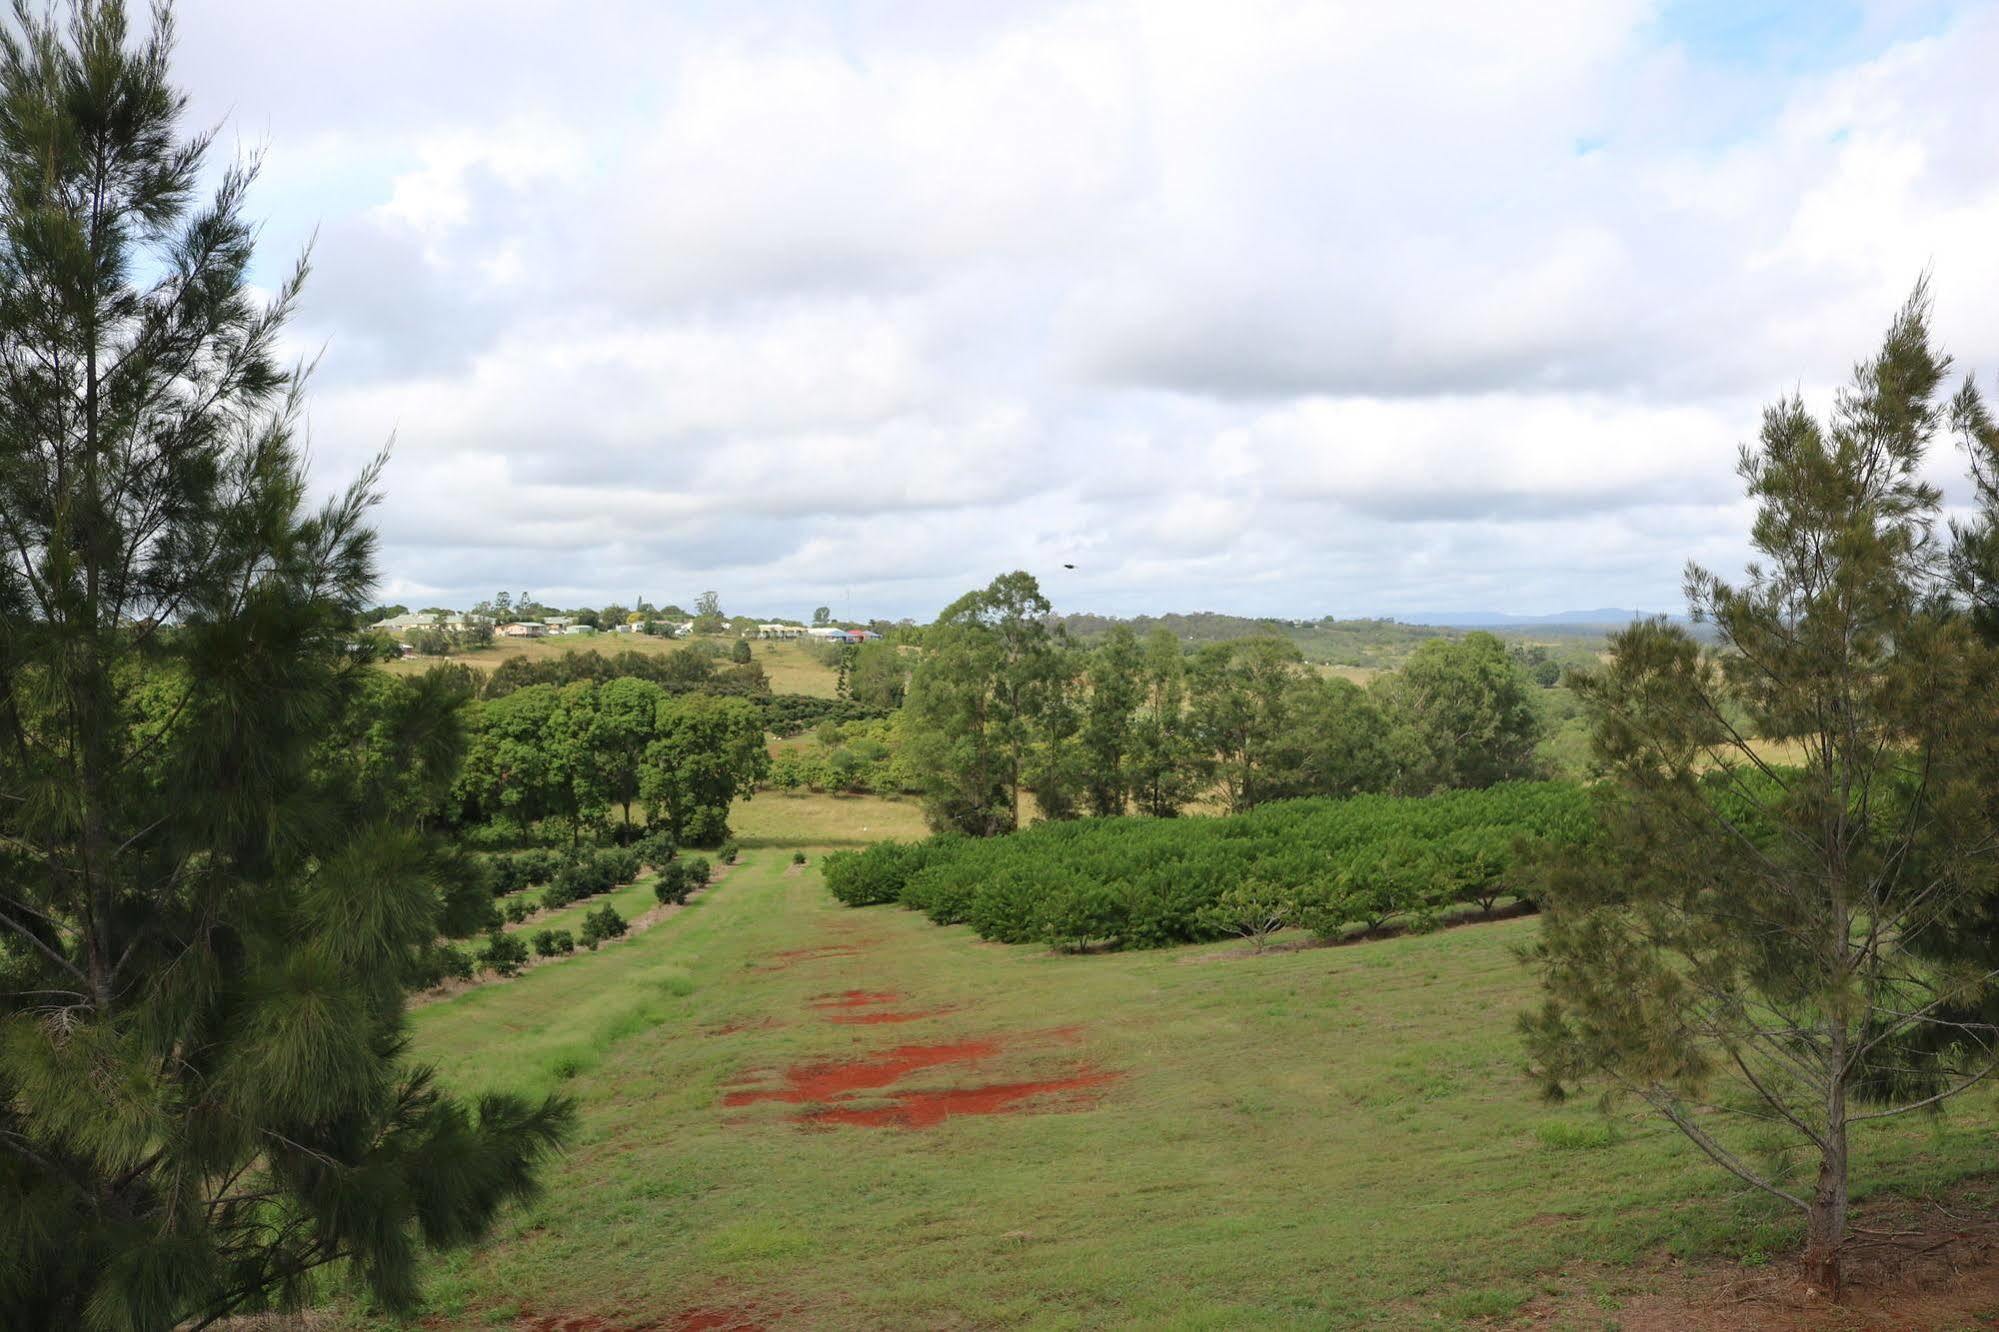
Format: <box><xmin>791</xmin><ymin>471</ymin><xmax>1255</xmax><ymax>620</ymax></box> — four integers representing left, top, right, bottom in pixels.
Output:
<box><xmin>1523</xmin><ymin>283</ymin><xmax>1999</xmax><ymax>1300</ymax></box>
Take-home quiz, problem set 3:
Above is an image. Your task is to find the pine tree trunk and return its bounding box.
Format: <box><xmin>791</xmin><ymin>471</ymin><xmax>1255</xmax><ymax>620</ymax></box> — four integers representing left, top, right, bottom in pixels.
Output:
<box><xmin>1802</xmin><ymin>1107</ymin><xmax>1848</xmax><ymax>1300</ymax></box>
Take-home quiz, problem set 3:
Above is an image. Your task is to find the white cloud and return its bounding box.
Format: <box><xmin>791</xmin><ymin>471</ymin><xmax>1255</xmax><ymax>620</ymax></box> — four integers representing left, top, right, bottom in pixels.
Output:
<box><xmin>164</xmin><ymin>0</ymin><xmax>1999</xmax><ymax>620</ymax></box>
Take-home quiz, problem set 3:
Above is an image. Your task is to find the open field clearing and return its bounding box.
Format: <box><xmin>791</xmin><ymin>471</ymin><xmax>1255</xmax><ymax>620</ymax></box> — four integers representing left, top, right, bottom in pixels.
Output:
<box><xmin>730</xmin><ymin>791</ymin><xmax>931</xmax><ymax>847</ymax></box>
<box><xmin>347</xmin><ymin>843</ymin><xmax>1999</xmax><ymax>1330</ymax></box>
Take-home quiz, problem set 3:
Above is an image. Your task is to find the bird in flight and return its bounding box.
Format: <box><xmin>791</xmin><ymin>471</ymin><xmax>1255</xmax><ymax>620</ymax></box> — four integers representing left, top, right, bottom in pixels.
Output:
<box><xmin>1062</xmin><ymin>563</ymin><xmax>1076</xmax><ymax>569</ymax></box>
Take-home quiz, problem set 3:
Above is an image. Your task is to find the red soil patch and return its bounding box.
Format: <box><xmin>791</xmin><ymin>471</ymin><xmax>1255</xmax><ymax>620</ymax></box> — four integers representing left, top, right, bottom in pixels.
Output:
<box><xmin>824</xmin><ymin>1007</ymin><xmax>954</xmax><ymax>1025</ymax></box>
<box><xmin>808</xmin><ymin>1068</ymin><xmax>1120</xmax><ymax>1129</ymax></box>
<box><xmin>761</xmin><ymin>944</ymin><xmax>862</xmax><ymax>969</ymax></box>
<box><xmin>1521</xmin><ymin>1182</ymin><xmax>1999</xmax><ymax>1330</ymax></box>
<box><xmin>668</xmin><ymin>1308</ymin><xmax>765</xmax><ymax>1332</ymax></box>
<box><xmin>723</xmin><ymin>1040</ymin><xmax>1000</xmax><ymax>1106</ymax></box>
<box><xmin>807</xmin><ymin>989</ymin><xmax>901</xmax><ymax>1008</ymax></box>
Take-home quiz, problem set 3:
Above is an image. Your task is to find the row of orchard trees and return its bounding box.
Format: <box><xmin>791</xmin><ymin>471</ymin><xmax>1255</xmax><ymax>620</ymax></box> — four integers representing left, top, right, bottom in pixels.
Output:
<box><xmin>454</xmin><ymin>678</ymin><xmax>770</xmax><ymax>846</ymax></box>
<box><xmin>904</xmin><ymin>572</ymin><xmax>1544</xmax><ymax>835</ymax></box>
<box><xmin>825</xmin><ymin>782</ymin><xmax>1594</xmax><ymax>950</ymax></box>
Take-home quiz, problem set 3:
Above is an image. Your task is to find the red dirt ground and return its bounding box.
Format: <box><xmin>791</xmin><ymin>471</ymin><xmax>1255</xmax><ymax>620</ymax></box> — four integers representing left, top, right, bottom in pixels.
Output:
<box><xmin>823</xmin><ymin>1007</ymin><xmax>955</xmax><ymax>1025</ymax></box>
<box><xmin>807</xmin><ymin>1069</ymin><xmax>1121</xmax><ymax>1129</ymax></box>
<box><xmin>721</xmin><ymin>1040</ymin><xmax>1001</xmax><ymax>1106</ymax></box>
<box><xmin>1523</xmin><ymin>1182</ymin><xmax>1999</xmax><ymax>1330</ymax></box>
<box><xmin>667</xmin><ymin>1308</ymin><xmax>766</xmax><ymax>1332</ymax></box>
<box><xmin>806</xmin><ymin>989</ymin><xmax>901</xmax><ymax>1008</ymax></box>
<box><xmin>760</xmin><ymin>944</ymin><xmax>863</xmax><ymax>969</ymax></box>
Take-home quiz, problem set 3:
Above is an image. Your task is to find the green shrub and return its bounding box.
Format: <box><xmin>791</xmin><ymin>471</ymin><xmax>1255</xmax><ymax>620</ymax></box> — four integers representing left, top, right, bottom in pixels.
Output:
<box><xmin>719</xmin><ymin>841</ymin><xmax>740</xmax><ymax>865</ymax></box>
<box><xmin>413</xmin><ymin>944</ymin><xmax>475</xmax><ymax>988</ymax></box>
<box><xmin>531</xmin><ymin>928</ymin><xmax>575</xmax><ymax>958</ymax></box>
<box><xmin>791</xmin><ymin>850</ymin><xmax>807</xmax><ymax>865</ymax></box>
<box><xmin>1196</xmin><ymin>878</ymin><xmax>1294</xmax><ymax>952</ymax></box>
<box><xmin>598</xmin><ymin>847</ymin><xmax>642</xmax><ymax>886</ymax></box>
<box><xmin>478</xmin><ymin>929</ymin><xmax>529</xmax><ymax>977</ymax></box>
<box><xmin>579</xmin><ymin>905</ymin><xmax>627</xmax><ymax>950</ymax></box>
<box><xmin>541</xmin><ymin>871</ymin><xmax>580</xmax><ymax>910</ymax></box>
<box><xmin>635</xmin><ymin>831</ymin><xmax>676</xmax><ymax>869</ymax></box>
<box><xmin>823</xmin><ymin>838</ymin><xmax>954</xmax><ymax>907</ymax></box>
<box><xmin>684</xmin><ymin>857</ymin><xmax>711</xmax><ymax>888</ymax></box>
<box><xmin>516</xmin><ymin>848</ymin><xmax>559</xmax><ymax>886</ymax></box>
<box><xmin>653</xmin><ymin>860</ymin><xmax>690</xmax><ymax>906</ymax></box>
<box><xmin>488</xmin><ymin>855</ymin><xmax>524</xmax><ymax>896</ymax></box>
<box><xmin>501</xmin><ymin>897</ymin><xmax>532</xmax><ymax>925</ymax></box>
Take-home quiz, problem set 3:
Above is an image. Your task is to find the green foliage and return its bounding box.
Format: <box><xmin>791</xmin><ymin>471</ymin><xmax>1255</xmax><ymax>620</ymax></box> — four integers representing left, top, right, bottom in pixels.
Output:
<box><xmin>502</xmin><ymin>897</ymin><xmax>533</xmax><ymax>925</ymax></box>
<box><xmin>719</xmin><ymin>841</ymin><xmax>740</xmax><ymax>864</ymax></box>
<box><xmin>791</xmin><ymin>850</ymin><xmax>808</xmax><ymax>865</ymax></box>
<box><xmin>1196</xmin><ymin>878</ymin><xmax>1295</xmax><ymax>951</ymax></box>
<box><xmin>653</xmin><ymin>861</ymin><xmax>690</xmax><ymax>906</ymax></box>
<box><xmin>760</xmin><ymin>692</ymin><xmax>892</xmax><ymax>738</ymax></box>
<box><xmin>531</xmin><ymin>929</ymin><xmax>576</xmax><ymax>958</ymax></box>
<box><xmin>477</xmin><ymin>644</ymin><xmax>769</xmax><ymax>703</ymax></box>
<box><xmin>1375</xmin><ymin>632</ymin><xmax>1544</xmax><ymax>793</ymax></box>
<box><xmin>1523</xmin><ymin>283</ymin><xmax>1999</xmax><ymax>1292</ymax></box>
<box><xmin>480</xmin><ymin>929</ymin><xmax>531</xmax><ymax>977</ymax></box>
<box><xmin>0</xmin><ymin>10</ymin><xmax>569</xmax><ymax>1326</ymax></box>
<box><xmin>579</xmin><ymin>905</ymin><xmax>628</xmax><ymax>950</ymax></box>
<box><xmin>828</xmin><ymin>784</ymin><xmax>1589</xmax><ymax>950</ymax></box>
<box><xmin>683</xmin><ymin>857</ymin><xmax>712</xmax><ymax>888</ymax></box>
<box><xmin>903</xmin><ymin>571</ymin><xmax>1062</xmax><ymax>836</ymax></box>
<box><xmin>457</xmin><ymin>681</ymin><xmax>768</xmax><ymax>847</ymax></box>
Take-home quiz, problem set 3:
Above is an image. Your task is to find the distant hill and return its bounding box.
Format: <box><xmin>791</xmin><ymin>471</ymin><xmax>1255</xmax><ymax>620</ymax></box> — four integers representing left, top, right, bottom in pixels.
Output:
<box><xmin>1389</xmin><ymin>608</ymin><xmax>1678</xmax><ymax>629</ymax></box>
<box><xmin>1048</xmin><ymin>611</ymin><xmax>1612</xmax><ymax>670</ymax></box>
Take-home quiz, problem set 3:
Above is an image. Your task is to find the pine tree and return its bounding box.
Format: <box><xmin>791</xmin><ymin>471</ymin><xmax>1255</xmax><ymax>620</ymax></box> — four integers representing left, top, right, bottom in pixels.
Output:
<box><xmin>0</xmin><ymin>5</ymin><xmax>570</xmax><ymax>1327</ymax></box>
<box><xmin>1523</xmin><ymin>283</ymin><xmax>1999</xmax><ymax>1299</ymax></box>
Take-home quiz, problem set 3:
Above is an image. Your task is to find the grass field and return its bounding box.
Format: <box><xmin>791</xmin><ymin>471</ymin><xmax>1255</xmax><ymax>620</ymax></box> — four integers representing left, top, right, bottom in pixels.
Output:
<box><xmin>349</xmin><ymin>807</ymin><xmax>1999</xmax><ymax>1331</ymax></box>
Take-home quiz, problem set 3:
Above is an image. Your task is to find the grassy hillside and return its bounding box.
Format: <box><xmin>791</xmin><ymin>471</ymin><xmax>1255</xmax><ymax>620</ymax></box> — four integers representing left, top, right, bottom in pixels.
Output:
<box><xmin>346</xmin><ymin>828</ymin><xmax>1997</xmax><ymax>1330</ymax></box>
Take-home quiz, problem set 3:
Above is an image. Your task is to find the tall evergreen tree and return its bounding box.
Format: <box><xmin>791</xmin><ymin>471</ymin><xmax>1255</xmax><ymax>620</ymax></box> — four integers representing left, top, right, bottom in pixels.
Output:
<box><xmin>1523</xmin><ymin>285</ymin><xmax>1999</xmax><ymax>1298</ymax></box>
<box><xmin>904</xmin><ymin>571</ymin><xmax>1060</xmax><ymax>835</ymax></box>
<box><xmin>0</xmin><ymin>6</ymin><xmax>569</xmax><ymax>1326</ymax></box>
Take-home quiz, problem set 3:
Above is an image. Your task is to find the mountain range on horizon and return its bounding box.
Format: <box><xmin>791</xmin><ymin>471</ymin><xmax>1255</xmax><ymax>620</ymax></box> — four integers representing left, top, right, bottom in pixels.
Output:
<box><xmin>1383</xmin><ymin>607</ymin><xmax>1687</xmax><ymax>629</ymax></box>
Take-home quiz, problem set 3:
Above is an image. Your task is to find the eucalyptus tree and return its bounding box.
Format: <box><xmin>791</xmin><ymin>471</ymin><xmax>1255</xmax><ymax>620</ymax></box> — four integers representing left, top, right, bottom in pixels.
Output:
<box><xmin>1524</xmin><ymin>285</ymin><xmax>1999</xmax><ymax>1298</ymax></box>
<box><xmin>904</xmin><ymin>571</ymin><xmax>1063</xmax><ymax>835</ymax></box>
<box><xmin>0</xmin><ymin>5</ymin><xmax>570</xmax><ymax>1328</ymax></box>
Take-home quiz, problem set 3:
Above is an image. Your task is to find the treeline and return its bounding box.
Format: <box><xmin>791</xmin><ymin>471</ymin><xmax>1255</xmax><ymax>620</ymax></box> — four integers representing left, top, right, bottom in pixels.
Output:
<box><xmin>903</xmin><ymin>572</ymin><xmax>1546</xmax><ymax>836</ymax></box>
<box><xmin>437</xmin><ymin>644</ymin><xmax>887</xmax><ymax>739</ymax></box>
<box><xmin>454</xmin><ymin>678</ymin><xmax>771</xmax><ymax>847</ymax></box>
<box><xmin>475</xmin><ymin>644</ymin><xmax>769</xmax><ymax>699</ymax></box>
<box><xmin>824</xmin><ymin>782</ymin><xmax>1592</xmax><ymax>950</ymax></box>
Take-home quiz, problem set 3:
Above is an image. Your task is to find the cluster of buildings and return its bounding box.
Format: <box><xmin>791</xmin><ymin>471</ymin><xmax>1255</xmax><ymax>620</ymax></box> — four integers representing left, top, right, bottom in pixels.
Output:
<box><xmin>758</xmin><ymin>624</ymin><xmax>882</xmax><ymax>644</ymax></box>
<box><xmin>378</xmin><ymin>611</ymin><xmax>882</xmax><ymax>650</ymax></box>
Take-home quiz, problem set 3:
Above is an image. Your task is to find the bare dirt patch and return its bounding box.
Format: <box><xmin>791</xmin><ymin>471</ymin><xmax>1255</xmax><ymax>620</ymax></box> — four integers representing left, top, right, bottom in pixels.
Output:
<box><xmin>723</xmin><ymin>1040</ymin><xmax>1002</xmax><ymax>1106</ymax></box>
<box><xmin>758</xmin><ymin>944</ymin><xmax>863</xmax><ymax>970</ymax></box>
<box><xmin>723</xmin><ymin>1028</ymin><xmax>1118</xmax><ymax>1129</ymax></box>
<box><xmin>666</xmin><ymin>1307</ymin><xmax>767</xmax><ymax>1332</ymax></box>
<box><xmin>823</xmin><ymin>1007</ymin><xmax>955</xmax><ymax>1025</ymax></box>
<box><xmin>807</xmin><ymin>989</ymin><xmax>901</xmax><ymax>1009</ymax></box>
<box><xmin>1521</xmin><ymin>1185</ymin><xmax>1999</xmax><ymax>1330</ymax></box>
<box><xmin>806</xmin><ymin>1068</ymin><xmax>1121</xmax><ymax>1129</ymax></box>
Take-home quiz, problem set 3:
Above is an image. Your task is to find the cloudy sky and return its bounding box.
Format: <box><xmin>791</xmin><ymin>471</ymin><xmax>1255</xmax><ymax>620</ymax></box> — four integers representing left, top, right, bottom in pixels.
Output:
<box><xmin>167</xmin><ymin>0</ymin><xmax>1999</xmax><ymax>622</ymax></box>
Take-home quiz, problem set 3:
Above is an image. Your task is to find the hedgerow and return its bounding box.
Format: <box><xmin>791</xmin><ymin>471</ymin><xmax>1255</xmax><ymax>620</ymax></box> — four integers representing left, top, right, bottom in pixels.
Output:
<box><xmin>825</xmin><ymin>782</ymin><xmax>1595</xmax><ymax>951</ymax></box>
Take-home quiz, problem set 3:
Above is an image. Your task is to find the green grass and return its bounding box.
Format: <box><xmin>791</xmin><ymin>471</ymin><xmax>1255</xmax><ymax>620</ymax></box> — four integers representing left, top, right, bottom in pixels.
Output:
<box><xmin>350</xmin><ymin>843</ymin><xmax>1999</xmax><ymax>1330</ymax></box>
